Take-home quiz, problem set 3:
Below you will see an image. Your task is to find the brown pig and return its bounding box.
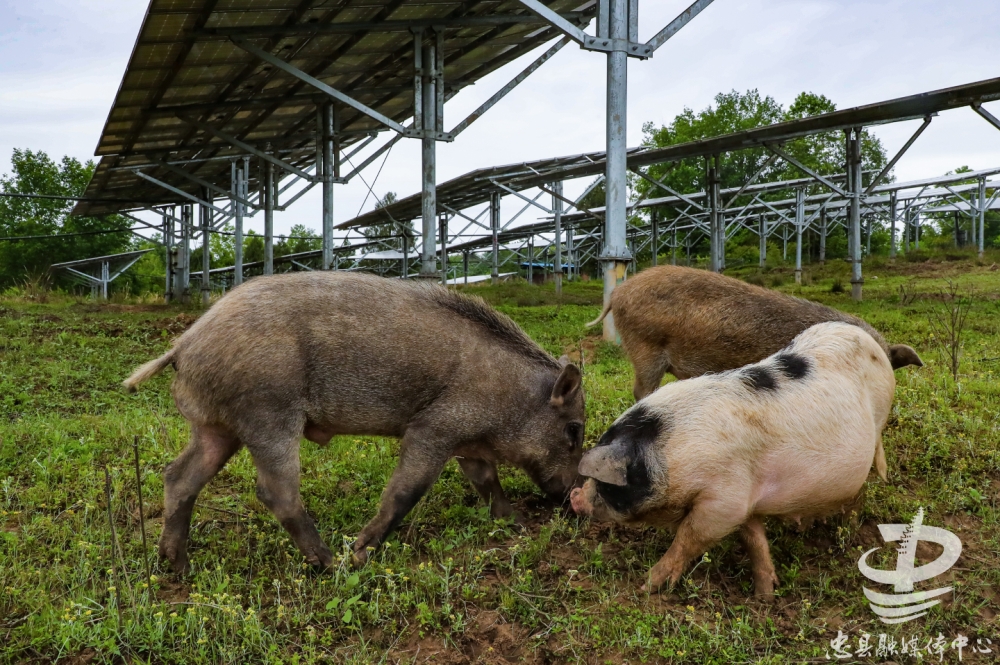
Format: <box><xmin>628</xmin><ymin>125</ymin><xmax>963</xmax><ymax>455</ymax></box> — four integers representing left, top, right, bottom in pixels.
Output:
<box><xmin>570</xmin><ymin>322</ymin><xmax>894</xmax><ymax>597</ymax></box>
<box><xmin>587</xmin><ymin>265</ymin><xmax>921</xmax><ymax>400</ymax></box>
<box><xmin>125</xmin><ymin>272</ymin><xmax>585</xmax><ymax>573</ymax></box>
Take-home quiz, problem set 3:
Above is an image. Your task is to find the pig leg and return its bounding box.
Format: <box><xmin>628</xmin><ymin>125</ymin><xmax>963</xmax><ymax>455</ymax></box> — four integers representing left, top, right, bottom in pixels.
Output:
<box><xmin>159</xmin><ymin>424</ymin><xmax>241</xmax><ymax>574</ymax></box>
<box><xmin>643</xmin><ymin>499</ymin><xmax>745</xmax><ymax>593</ymax></box>
<box><xmin>457</xmin><ymin>457</ymin><xmax>514</xmax><ymax>518</ymax></box>
<box><xmin>353</xmin><ymin>429</ymin><xmax>452</xmax><ymax>565</ymax></box>
<box><xmin>251</xmin><ymin>442</ymin><xmax>333</xmax><ymax>569</ymax></box>
<box><xmin>740</xmin><ymin>517</ymin><xmax>779</xmax><ymax>598</ymax></box>
<box><xmin>630</xmin><ymin>345</ymin><xmax>671</xmax><ymax>401</ymax></box>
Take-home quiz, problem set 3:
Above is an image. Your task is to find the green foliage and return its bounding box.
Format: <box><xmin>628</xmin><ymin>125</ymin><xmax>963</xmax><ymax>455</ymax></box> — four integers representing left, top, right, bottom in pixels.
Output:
<box><xmin>361</xmin><ymin>192</ymin><xmax>415</xmax><ymax>251</ymax></box>
<box><xmin>0</xmin><ymin>149</ymin><xmax>133</xmax><ymax>289</ymax></box>
<box><xmin>1</xmin><ymin>258</ymin><xmax>999</xmax><ymax>662</ymax></box>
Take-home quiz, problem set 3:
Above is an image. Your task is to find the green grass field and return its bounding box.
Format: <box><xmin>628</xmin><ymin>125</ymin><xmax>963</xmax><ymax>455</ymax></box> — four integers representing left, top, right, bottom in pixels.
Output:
<box><xmin>1</xmin><ymin>252</ymin><xmax>999</xmax><ymax>664</ymax></box>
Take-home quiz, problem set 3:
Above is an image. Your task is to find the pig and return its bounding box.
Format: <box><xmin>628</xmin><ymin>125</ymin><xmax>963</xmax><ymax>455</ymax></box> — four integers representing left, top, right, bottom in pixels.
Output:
<box><xmin>124</xmin><ymin>272</ymin><xmax>585</xmax><ymax>574</ymax></box>
<box><xmin>587</xmin><ymin>265</ymin><xmax>921</xmax><ymax>400</ymax></box>
<box><xmin>570</xmin><ymin>321</ymin><xmax>894</xmax><ymax>597</ymax></box>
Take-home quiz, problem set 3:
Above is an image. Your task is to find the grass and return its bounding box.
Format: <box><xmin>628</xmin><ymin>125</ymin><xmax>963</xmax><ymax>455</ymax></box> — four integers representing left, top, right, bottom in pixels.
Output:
<box><xmin>1</xmin><ymin>251</ymin><xmax>999</xmax><ymax>663</ymax></box>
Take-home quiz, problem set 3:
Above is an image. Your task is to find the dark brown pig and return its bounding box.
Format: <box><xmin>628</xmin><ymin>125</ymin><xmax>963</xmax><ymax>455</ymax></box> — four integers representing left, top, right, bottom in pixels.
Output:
<box><xmin>124</xmin><ymin>272</ymin><xmax>585</xmax><ymax>573</ymax></box>
<box><xmin>587</xmin><ymin>265</ymin><xmax>921</xmax><ymax>400</ymax></box>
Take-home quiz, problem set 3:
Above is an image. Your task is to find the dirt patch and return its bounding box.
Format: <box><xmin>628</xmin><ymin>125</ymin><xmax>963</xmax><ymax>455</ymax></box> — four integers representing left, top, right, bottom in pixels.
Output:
<box><xmin>389</xmin><ymin>610</ymin><xmax>530</xmax><ymax>664</ymax></box>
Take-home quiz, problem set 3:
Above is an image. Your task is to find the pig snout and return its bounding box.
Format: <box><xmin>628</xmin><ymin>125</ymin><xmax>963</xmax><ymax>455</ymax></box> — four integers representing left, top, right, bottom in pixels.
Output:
<box><xmin>570</xmin><ymin>485</ymin><xmax>594</xmax><ymax>516</ymax></box>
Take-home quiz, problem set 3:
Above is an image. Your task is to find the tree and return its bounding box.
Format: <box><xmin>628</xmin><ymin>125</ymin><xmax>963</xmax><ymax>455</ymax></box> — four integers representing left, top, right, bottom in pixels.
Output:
<box><xmin>637</xmin><ymin>90</ymin><xmax>889</xmax><ymax>263</ymax></box>
<box><xmin>361</xmin><ymin>192</ymin><xmax>414</xmax><ymax>251</ymax></box>
<box><xmin>0</xmin><ymin>149</ymin><xmax>133</xmax><ymax>288</ymax></box>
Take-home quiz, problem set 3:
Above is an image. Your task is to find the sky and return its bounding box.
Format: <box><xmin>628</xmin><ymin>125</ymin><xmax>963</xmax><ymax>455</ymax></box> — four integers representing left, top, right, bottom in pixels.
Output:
<box><xmin>2</xmin><ymin>0</ymin><xmax>1000</xmax><ymax>240</ymax></box>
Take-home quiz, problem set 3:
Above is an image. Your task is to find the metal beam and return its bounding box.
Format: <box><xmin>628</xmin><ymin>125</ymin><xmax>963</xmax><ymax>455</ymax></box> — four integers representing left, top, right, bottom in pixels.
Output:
<box><xmin>232</xmin><ymin>39</ymin><xmax>411</xmax><ymax>136</ymax></box>
<box><xmin>765</xmin><ymin>143</ymin><xmax>848</xmax><ymax>197</ymax></box>
<box><xmin>449</xmin><ymin>37</ymin><xmax>570</xmax><ymax>138</ymax></box>
<box><xmin>864</xmin><ymin>115</ymin><xmax>933</xmax><ymax>195</ymax></box>
<box><xmin>972</xmin><ymin>102</ymin><xmax>1000</xmax><ymax>132</ymax></box>
<box><xmin>152</xmin><ymin>159</ymin><xmax>255</xmax><ymax>208</ymax></box>
<box><xmin>177</xmin><ymin>114</ymin><xmax>313</xmax><ymax>181</ymax></box>
<box><xmin>645</xmin><ymin>0</ymin><xmax>716</xmax><ymax>52</ymax></box>
<box><xmin>133</xmin><ymin>169</ymin><xmax>228</xmax><ymax>215</ymax></box>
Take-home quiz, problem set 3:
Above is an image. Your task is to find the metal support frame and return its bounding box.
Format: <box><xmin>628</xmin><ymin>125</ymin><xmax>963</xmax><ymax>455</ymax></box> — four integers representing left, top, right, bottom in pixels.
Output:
<box><xmin>200</xmin><ymin>188</ymin><xmax>212</xmax><ymax>305</ymax></box>
<box><xmin>847</xmin><ymin>128</ymin><xmax>864</xmax><ymax>301</ymax></box>
<box><xmin>759</xmin><ymin>213</ymin><xmax>767</xmax><ymax>267</ymax></box>
<box><xmin>321</xmin><ymin>103</ymin><xmax>335</xmax><ymax>270</ymax></box>
<box><xmin>552</xmin><ymin>180</ymin><xmax>563</xmax><ymax>295</ymax></box>
<box><xmin>180</xmin><ymin>204</ymin><xmax>191</xmax><ymax>302</ymax></box>
<box><xmin>439</xmin><ymin>214</ymin><xmax>449</xmax><ymax>285</ymax></box>
<box><xmin>264</xmin><ymin>158</ymin><xmax>274</xmax><ymax>276</ymax></box>
<box><xmin>978</xmin><ymin>177</ymin><xmax>986</xmax><ymax>258</ymax></box>
<box><xmin>600</xmin><ymin>0</ymin><xmax>631</xmax><ymax>341</ymax></box>
<box><xmin>419</xmin><ymin>35</ymin><xmax>439</xmax><ymax>277</ymax></box>
<box><xmin>707</xmin><ymin>154</ymin><xmax>722</xmax><ymax>272</ymax></box>
<box><xmin>234</xmin><ymin>160</ymin><xmax>245</xmax><ymax>285</ymax></box>
<box><xmin>794</xmin><ymin>187</ymin><xmax>804</xmax><ymax>284</ymax></box>
<box><xmin>888</xmin><ymin>191</ymin><xmax>897</xmax><ymax>261</ymax></box>
<box><xmin>490</xmin><ymin>190</ymin><xmax>501</xmax><ymax>283</ymax></box>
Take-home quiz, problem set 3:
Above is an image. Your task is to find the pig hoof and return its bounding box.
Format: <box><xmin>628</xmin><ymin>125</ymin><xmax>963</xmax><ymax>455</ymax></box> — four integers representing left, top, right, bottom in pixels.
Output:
<box><xmin>158</xmin><ymin>541</ymin><xmax>189</xmax><ymax>575</ymax></box>
<box><xmin>350</xmin><ymin>545</ymin><xmax>371</xmax><ymax>568</ymax></box>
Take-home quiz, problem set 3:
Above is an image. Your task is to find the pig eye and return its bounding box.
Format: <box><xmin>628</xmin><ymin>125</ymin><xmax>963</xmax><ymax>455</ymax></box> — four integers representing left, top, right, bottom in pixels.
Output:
<box><xmin>565</xmin><ymin>422</ymin><xmax>583</xmax><ymax>449</ymax></box>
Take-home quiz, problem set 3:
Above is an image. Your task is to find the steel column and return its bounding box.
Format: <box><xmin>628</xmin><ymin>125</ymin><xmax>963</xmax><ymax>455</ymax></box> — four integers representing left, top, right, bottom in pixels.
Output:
<box><xmin>888</xmin><ymin>192</ymin><xmax>897</xmax><ymax>261</ymax></box>
<box><xmin>794</xmin><ymin>188</ymin><xmax>804</xmax><ymax>284</ymax></box>
<box><xmin>527</xmin><ymin>235</ymin><xmax>534</xmax><ymax>283</ymax></box>
<box><xmin>234</xmin><ymin>162</ymin><xmax>245</xmax><ymax>286</ymax></box>
<box><xmin>979</xmin><ymin>177</ymin><xmax>986</xmax><ymax>258</ymax></box>
<box><xmin>264</xmin><ymin>158</ymin><xmax>274</xmax><ymax>276</ymax></box>
<box><xmin>322</xmin><ymin>103</ymin><xmax>335</xmax><ymax>270</ymax></box>
<box><xmin>180</xmin><ymin>204</ymin><xmax>191</xmax><ymax>303</ymax></box>
<box><xmin>847</xmin><ymin>128</ymin><xmax>863</xmax><ymax>301</ymax></box>
<box><xmin>200</xmin><ymin>189</ymin><xmax>211</xmax><ymax>306</ymax></box>
<box><xmin>819</xmin><ymin>209</ymin><xmax>827</xmax><ymax>265</ymax></box>
<box><xmin>439</xmin><ymin>214</ymin><xmax>448</xmax><ymax>285</ymax></box>
<box><xmin>759</xmin><ymin>213</ymin><xmax>767</xmax><ymax>267</ymax></box>
<box><xmin>420</xmin><ymin>40</ymin><xmax>438</xmax><ymax>278</ymax></box>
<box><xmin>601</xmin><ymin>0</ymin><xmax>631</xmax><ymax>341</ymax></box>
<box><xmin>708</xmin><ymin>155</ymin><xmax>721</xmax><ymax>272</ymax></box>
<box><xmin>552</xmin><ymin>180</ymin><xmax>563</xmax><ymax>295</ymax></box>
<box><xmin>566</xmin><ymin>226</ymin><xmax>575</xmax><ymax>280</ymax></box>
<box><xmin>490</xmin><ymin>190</ymin><xmax>500</xmax><ymax>283</ymax></box>
<box><xmin>650</xmin><ymin>208</ymin><xmax>659</xmax><ymax>267</ymax></box>
<box><xmin>163</xmin><ymin>209</ymin><xmax>173</xmax><ymax>302</ymax></box>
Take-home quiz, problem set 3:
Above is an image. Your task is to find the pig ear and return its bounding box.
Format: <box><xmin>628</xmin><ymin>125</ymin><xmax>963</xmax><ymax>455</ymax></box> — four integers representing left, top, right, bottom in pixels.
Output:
<box><xmin>550</xmin><ymin>363</ymin><xmax>582</xmax><ymax>407</ymax></box>
<box><xmin>889</xmin><ymin>344</ymin><xmax>923</xmax><ymax>369</ymax></box>
<box><xmin>579</xmin><ymin>446</ymin><xmax>627</xmax><ymax>486</ymax></box>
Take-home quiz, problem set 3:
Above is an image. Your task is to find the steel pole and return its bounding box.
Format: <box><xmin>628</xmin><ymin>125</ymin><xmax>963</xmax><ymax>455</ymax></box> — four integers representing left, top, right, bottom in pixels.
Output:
<box><xmin>180</xmin><ymin>204</ymin><xmax>191</xmax><ymax>303</ymax></box>
<box><xmin>819</xmin><ymin>209</ymin><xmax>826</xmax><ymax>265</ymax></box>
<box><xmin>708</xmin><ymin>156</ymin><xmax>721</xmax><ymax>272</ymax></box>
<box><xmin>601</xmin><ymin>0</ymin><xmax>630</xmax><ymax>341</ymax></box>
<box><xmin>234</xmin><ymin>164</ymin><xmax>244</xmax><ymax>286</ymax></box>
<box><xmin>552</xmin><ymin>180</ymin><xmax>563</xmax><ymax>296</ymax></box>
<box><xmin>322</xmin><ymin>103</ymin><xmax>335</xmax><ymax>270</ymax></box>
<box><xmin>162</xmin><ymin>209</ymin><xmax>172</xmax><ymax>302</ymax></box>
<box><xmin>847</xmin><ymin>128</ymin><xmax>863</xmax><ymax>301</ymax></box>
<box><xmin>420</xmin><ymin>42</ymin><xmax>438</xmax><ymax>278</ymax></box>
<box><xmin>759</xmin><ymin>213</ymin><xmax>767</xmax><ymax>268</ymax></box>
<box><xmin>566</xmin><ymin>226</ymin><xmax>575</xmax><ymax>280</ymax></box>
<box><xmin>650</xmin><ymin>208</ymin><xmax>659</xmax><ymax>267</ymax></box>
<box><xmin>264</xmin><ymin>158</ymin><xmax>274</xmax><ymax>276</ymax></box>
<box><xmin>888</xmin><ymin>192</ymin><xmax>896</xmax><ymax>262</ymax></box>
<box><xmin>439</xmin><ymin>214</ymin><xmax>448</xmax><ymax>285</ymax></box>
<box><xmin>794</xmin><ymin>188</ymin><xmax>804</xmax><ymax>284</ymax></box>
<box><xmin>200</xmin><ymin>189</ymin><xmax>211</xmax><ymax>306</ymax></box>
<box><xmin>979</xmin><ymin>177</ymin><xmax>986</xmax><ymax>258</ymax></box>
<box><xmin>490</xmin><ymin>190</ymin><xmax>500</xmax><ymax>283</ymax></box>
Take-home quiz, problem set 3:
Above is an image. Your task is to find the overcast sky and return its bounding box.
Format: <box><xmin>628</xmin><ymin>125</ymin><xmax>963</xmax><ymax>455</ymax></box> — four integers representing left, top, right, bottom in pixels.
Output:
<box><xmin>2</xmin><ymin>0</ymin><xmax>1000</xmax><ymax>239</ymax></box>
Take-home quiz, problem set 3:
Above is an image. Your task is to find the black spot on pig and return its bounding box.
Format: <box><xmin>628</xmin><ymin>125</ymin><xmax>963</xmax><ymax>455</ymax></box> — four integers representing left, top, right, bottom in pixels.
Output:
<box><xmin>593</xmin><ymin>405</ymin><xmax>668</xmax><ymax>514</ymax></box>
<box><xmin>741</xmin><ymin>365</ymin><xmax>776</xmax><ymax>391</ymax></box>
<box><xmin>774</xmin><ymin>352</ymin><xmax>810</xmax><ymax>380</ymax></box>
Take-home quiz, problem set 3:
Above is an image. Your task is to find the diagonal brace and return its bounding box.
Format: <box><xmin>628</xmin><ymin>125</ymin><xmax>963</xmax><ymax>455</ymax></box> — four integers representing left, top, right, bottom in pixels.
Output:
<box><xmin>764</xmin><ymin>143</ymin><xmax>848</xmax><ymax>197</ymax></box>
<box><xmin>177</xmin><ymin>114</ymin><xmax>313</xmax><ymax>181</ymax></box>
<box><xmin>646</xmin><ymin>0</ymin><xmax>716</xmax><ymax>52</ymax></box>
<box><xmin>232</xmin><ymin>39</ymin><xmax>409</xmax><ymax>136</ymax></box>
<box><xmin>972</xmin><ymin>102</ymin><xmax>1000</xmax><ymax>132</ymax></box>
<box><xmin>133</xmin><ymin>170</ymin><xmax>228</xmax><ymax>215</ymax></box>
<box><xmin>864</xmin><ymin>115</ymin><xmax>933</xmax><ymax>195</ymax></box>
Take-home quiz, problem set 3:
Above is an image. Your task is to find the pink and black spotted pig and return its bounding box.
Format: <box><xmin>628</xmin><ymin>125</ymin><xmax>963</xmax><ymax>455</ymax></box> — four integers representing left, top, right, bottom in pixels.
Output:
<box><xmin>570</xmin><ymin>321</ymin><xmax>895</xmax><ymax>597</ymax></box>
